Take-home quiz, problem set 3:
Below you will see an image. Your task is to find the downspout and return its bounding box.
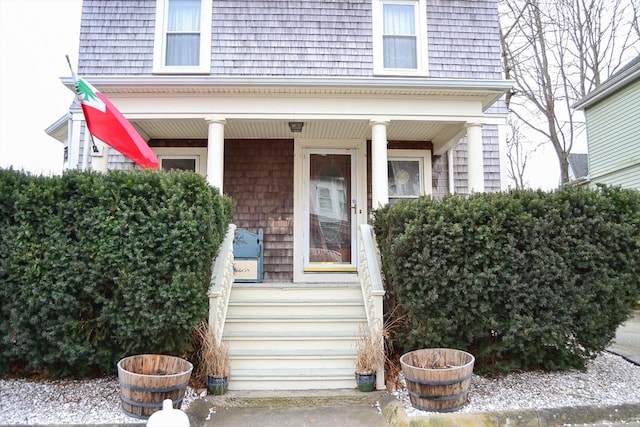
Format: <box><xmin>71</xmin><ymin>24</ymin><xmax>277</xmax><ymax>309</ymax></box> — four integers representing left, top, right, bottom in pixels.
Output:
<box><xmin>448</xmin><ymin>149</ymin><xmax>455</xmax><ymax>194</ymax></box>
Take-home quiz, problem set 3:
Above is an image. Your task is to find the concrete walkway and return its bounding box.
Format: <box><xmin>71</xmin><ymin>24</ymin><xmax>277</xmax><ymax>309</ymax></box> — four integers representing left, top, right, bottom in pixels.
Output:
<box><xmin>184</xmin><ymin>311</ymin><xmax>640</xmax><ymax>427</ymax></box>
<box><xmin>608</xmin><ymin>310</ymin><xmax>640</xmax><ymax>365</ymax></box>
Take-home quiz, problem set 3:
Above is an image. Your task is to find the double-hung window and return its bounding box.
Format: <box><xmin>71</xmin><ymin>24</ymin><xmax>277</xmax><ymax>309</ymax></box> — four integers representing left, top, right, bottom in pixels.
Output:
<box><xmin>153</xmin><ymin>0</ymin><xmax>212</xmax><ymax>73</ymax></box>
<box><xmin>373</xmin><ymin>0</ymin><xmax>428</xmax><ymax>76</ymax></box>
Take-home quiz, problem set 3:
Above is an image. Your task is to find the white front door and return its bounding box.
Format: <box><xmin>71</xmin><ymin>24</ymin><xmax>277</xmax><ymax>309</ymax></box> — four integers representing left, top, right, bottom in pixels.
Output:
<box><xmin>303</xmin><ymin>148</ymin><xmax>358</xmax><ymax>272</ymax></box>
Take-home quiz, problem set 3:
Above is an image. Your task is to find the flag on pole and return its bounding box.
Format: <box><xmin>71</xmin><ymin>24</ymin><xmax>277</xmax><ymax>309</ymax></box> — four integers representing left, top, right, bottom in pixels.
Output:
<box><xmin>73</xmin><ymin>76</ymin><xmax>159</xmax><ymax>169</ymax></box>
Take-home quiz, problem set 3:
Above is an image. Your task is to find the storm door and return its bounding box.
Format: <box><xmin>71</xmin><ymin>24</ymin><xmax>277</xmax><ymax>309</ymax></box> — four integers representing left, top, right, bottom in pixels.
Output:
<box><xmin>303</xmin><ymin>149</ymin><xmax>357</xmax><ymax>272</ymax></box>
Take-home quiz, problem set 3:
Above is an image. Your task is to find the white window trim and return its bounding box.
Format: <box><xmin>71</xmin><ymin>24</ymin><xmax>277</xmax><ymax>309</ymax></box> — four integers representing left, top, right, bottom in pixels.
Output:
<box><xmin>153</xmin><ymin>0</ymin><xmax>212</xmax><ymax>74</ymax></box>
<box><xmin>154</xmin><ymin>147</ymin><xmax>207</xmax><ymax>177</ymax></box>
<box><xmin>372</xmin><ymin>0</ymin><xmax>429</xmax><ymax>76</ymax></box>
<box><xmin>388</xmin><ymin>149</ymin><xmax>432</xmax><ymax>201</ymax></box>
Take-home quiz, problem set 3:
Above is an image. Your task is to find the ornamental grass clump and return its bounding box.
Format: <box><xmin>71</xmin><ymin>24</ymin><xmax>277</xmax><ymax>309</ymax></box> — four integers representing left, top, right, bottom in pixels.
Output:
<box><xmin>355</xmin><ymin>323</ymin><xmax>386</xmax><ymax>374</ymax></box>
<box><xmin>193</xmin><ymin>321</ymin><xmax>230</xmax><ymax>384</ymax></box>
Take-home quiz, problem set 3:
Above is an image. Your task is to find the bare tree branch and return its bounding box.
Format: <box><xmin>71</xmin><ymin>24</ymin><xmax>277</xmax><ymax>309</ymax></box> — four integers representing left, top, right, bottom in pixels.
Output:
<box><xmin>499</xmin><ymin>0</ymin><xmax>639</xmax><ymax>184</ymax></box>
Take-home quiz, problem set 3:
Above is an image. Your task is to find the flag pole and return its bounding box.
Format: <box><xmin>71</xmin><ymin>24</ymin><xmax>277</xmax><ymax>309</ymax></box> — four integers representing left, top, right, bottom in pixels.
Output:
<box><xmin>65</xmin><ymin>55</ymin><xmax>101</xmax><ymax>156</ymax></box>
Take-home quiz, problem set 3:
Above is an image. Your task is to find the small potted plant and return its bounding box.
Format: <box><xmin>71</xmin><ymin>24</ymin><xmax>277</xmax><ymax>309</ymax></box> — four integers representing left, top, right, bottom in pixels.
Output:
<box><xmin>194</xmin><ymin>321</ymin><xmax>231</xmax><ymax>395</ymax></box>
<box><xmin>354</xmin><ymin>324</ymin><xmax>386</xmax><ymax>392</ymax></box>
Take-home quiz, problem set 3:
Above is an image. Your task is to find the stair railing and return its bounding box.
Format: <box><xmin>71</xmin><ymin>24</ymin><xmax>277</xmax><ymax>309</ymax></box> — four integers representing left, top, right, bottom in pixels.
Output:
<box><xmin>358</xmin><ymin>223</ymin><xmax>386</xmax><ymax>389</ymax></box>
<box><xmin>208</xmin><ymin>224</ymin><xmax>237</xmax><ymax>343</ymax></box>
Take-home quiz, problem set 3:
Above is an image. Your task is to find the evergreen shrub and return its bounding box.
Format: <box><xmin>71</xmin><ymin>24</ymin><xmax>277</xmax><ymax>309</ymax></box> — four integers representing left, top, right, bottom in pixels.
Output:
<box><xmin>374</xmin><ymin>186</ymin><xmax>640</xmax><ymax>374</ymax></box>
<box><xmin>0</xmin><ymin>169</ymin><xmax>232</xmax><ymax>377</ymax></box>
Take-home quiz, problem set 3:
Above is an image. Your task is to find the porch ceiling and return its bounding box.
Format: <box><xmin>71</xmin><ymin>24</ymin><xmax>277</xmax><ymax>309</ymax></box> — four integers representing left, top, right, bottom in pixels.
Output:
<box><xmin>134</xmin><ymin>118</ymin><xmax>464</xmax><ymax>149</ymax></box>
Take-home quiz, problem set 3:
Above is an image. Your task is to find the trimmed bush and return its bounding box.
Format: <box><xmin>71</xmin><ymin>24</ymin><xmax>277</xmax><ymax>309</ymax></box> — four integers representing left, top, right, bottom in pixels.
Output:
<box><xmin>374</xmin><ymin>186</ymin><xmax>640</xmax><ymax>374</ymax></box>
<box><xmin>0</xmin><ymin>169</ymin><xmax>231</xmax><ymax>377</ymax></box>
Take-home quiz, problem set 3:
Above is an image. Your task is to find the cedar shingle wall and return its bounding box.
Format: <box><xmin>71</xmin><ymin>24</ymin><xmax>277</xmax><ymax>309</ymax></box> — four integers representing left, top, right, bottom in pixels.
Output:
<box><xmin>431</xmin><ymin>153</ymin><xmax>450</xmax><ymax>199</ymax></box>
<box><xmin>213</xmin><ymin>0</ymin><xmax>373</xmax><ymax>76</ymax></box>
<box><xmin>449</xmin><ymin>125</ymin><xmax>502</xmax><ymax>195</ymax></box>
<box><xmin>78</xmin><ymin>0</ymin><xmax>156</xmax><ymax>75</ymax></box>
<box><xmin>224</xmin><ymin>140</ymin><xmax>294</xmax><ymax>282</ymax></box>
<box><xmin>427</xmin><ymin>0</ymin><xmax>503</xmax><ymax>79</ymax></box>
<box><xmin>78</xmin><ymin>0</ymin><xmax>502</xmax><ymax>79</ymax></box>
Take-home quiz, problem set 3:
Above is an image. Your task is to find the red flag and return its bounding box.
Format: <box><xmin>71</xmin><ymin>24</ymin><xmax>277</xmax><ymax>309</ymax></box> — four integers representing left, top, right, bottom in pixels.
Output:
<box><xmin>75</xmin><ymin>77</ymin><xmax>159</xmax><ymax>169</ymax></box>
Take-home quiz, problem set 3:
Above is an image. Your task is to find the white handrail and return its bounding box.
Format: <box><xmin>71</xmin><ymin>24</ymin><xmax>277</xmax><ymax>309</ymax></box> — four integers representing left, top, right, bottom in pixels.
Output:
<box><xmin>358</xmin><ymin>223</ymin><xmax>386</xmax><ymax>390</ymax></box>
<box><xmin>208</xmin><ymin>224</ymin><xmax>237</xmax><ymax>343</ymax></box>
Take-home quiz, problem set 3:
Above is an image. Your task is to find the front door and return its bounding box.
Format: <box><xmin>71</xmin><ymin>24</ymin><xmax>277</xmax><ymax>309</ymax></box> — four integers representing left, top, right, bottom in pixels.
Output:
<box><xmin>303</xmin><ymin>149</ymin><xmax>357</xmax><ymax>272</ymax></box>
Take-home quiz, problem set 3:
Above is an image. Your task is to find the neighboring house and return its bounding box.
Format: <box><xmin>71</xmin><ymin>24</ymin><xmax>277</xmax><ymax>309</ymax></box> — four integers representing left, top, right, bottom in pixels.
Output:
<box><xmin>47</xmin><ymin>0</ymin><xmax>510</xmax><ymax>391</ymax></box>
<box><xmin>568</xmin><ymin>153</ymin><xmax>589</xmax><ymax>184</ymax></box>
<box><xmin>574</xmin><ymin>54</ymin><xmax>640</xmax><ymax>189</ymax></box>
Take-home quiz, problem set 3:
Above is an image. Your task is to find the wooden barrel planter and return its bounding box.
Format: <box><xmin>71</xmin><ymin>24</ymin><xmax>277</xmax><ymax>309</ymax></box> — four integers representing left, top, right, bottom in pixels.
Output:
<box><xmin>400</xmin><ymin>348</ymin><xmax>475</xmax><ymax>413</ymax></box>
<box><xmin>117</xmin><ymin>354</ymin><xmax>193</xmax><ymax>419</ymax></box>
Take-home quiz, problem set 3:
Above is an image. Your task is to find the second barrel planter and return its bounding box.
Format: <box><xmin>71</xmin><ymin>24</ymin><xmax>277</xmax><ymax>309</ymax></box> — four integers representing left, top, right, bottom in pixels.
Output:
<box><xmin>400</xmin><ymin>348</ymin><xmax>474</xmax><ymax>412</ymax></box>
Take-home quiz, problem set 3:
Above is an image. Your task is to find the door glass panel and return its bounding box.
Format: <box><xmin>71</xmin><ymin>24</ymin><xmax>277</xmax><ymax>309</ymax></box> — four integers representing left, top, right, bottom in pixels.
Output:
<box><xmin>308</xmin><ymin>153</ymin><xmax>352</xmax><ymax>265</ymax></box>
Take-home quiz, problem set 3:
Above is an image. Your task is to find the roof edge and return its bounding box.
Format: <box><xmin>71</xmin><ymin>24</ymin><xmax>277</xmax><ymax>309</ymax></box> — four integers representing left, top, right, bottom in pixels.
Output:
<box><xmin>573</xmin><ymin>55</ymin><xmax>640</xmax><ymax>110</ymax></box>
<box><xmin>60</xmin><ymin>75</ymin><xmax>513</xmax><ymax>93</ymax></box>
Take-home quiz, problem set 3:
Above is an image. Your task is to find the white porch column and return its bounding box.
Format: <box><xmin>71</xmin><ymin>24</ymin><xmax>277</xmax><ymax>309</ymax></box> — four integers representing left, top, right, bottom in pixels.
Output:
<box><xmin>206</xmin><ymin>117</ymin><xmax>226</xmax><ymax>192</ymax></box>
<box><xmin>465</xmin><ymin>123</ymin><xmax>485</xmax><ymax>193</ymax></box>
<box><xmin>370</xmin><ymin>120</ymin><xmax>389</xmax><ymax>208</ymax></box>
<box><xmin>67</xmin><ymin>113</ymin><xmax>84</xmax><ymax>170</ymax></box>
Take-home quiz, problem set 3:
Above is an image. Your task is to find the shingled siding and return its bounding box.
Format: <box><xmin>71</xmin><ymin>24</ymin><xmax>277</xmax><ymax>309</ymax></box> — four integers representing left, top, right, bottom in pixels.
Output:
<box><xmin>224</xmin><ymin>139</ymin><xmax>294</xmax><ymax>282</ymax></box>
<box><xmin>78</xmin><ymin>0</ymin><xmax>156</xmax><ymax>75</ymax></box>
<box><xmin>427</xmin><ymin>0</ymin><xmax>503</xmax><ymax>80</ymax></box>
<box><xmin>429</xmin><ymin>125</ymin><xmax>501</xmax><ymax>197</ymax></box>
<box><xmin>212</xmin><ymin>0</ymin><xmax>372</xmax><ymax>76</ymax></box>
<box><xmin>78</xmin><ymin>0</ymin><xmax>502</xmax><ymax>79</ymax></box>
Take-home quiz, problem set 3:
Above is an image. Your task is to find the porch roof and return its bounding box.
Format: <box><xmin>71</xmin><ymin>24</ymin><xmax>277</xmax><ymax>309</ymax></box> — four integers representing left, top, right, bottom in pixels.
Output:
<box><xmin>60</xmin><ymin>75</ymin><xmax>512</xmax><ymax>111</ymax></box>
<box><xmin>51</xmin><ymin>76</ymin><xmax>511</xmax><ymax>154</ymax></box>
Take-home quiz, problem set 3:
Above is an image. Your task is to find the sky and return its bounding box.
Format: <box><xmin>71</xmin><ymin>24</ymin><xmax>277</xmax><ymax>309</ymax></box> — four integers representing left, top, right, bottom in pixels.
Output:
<box><xmin>0</xmin><ymin>0</ymin><xmax>561</xmax><ymax>189</ymax></box>
<box><xmin>0</xmin><ymin>0</ymin><xmax>82</xmax><ymax>175</ymax></box>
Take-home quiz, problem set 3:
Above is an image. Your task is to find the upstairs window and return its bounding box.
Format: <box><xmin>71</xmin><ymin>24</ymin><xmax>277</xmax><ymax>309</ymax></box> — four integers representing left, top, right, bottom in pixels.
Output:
<box><xmin>383</xmin><ymin>4</ymin><xmax>417</xmax><ymax>69</ymax></box>
<box><xmin>154</xmin><ymin>0</ymin><xmax>212</xmax><ymax>73</ymax></box>
<box><xmin>166</xmin><ymin>0</ymin><xmax>201</xmax><ymax>66</ymax></box>
<box><xmin>373</xmin><ymin>0</ymin><xmax>428</xmax><ymax>76</ymax></box>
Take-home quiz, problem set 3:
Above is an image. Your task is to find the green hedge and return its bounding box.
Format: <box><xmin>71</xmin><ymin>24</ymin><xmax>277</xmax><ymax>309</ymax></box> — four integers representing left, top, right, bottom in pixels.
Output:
<box><xmin>0</xmin><ymin>169</ymin><xmax>232</xmax><ymax>377</ymax></box>
<box><xmin>374</xmin><ymin>186</ymin><xmax>640</xmax><ymax>374</ymax></box>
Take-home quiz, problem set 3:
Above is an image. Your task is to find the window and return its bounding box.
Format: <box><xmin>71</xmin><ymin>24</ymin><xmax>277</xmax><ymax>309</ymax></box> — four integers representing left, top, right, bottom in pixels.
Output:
<box><xmin>383</xmin><ymin>4</ymin><xmax>416</xmax><ymax>69</ymax></box>
<box><xmin>160</xmin><ymin>156</ymin><xmax>198</xmax><ymax>172</ymax></box>
<box><xmin>388</xmin><ymin>159</ymin><xmax>422</xmax><ymax>199</ymax></box>
<box><xmin>388</xmin><ymin>149</ymin><xmax>432</xmax><ymax>203</ymax></box>
<box><xmin>153</xmin><ymin>0</ymin><xmax>212</xmax><ymax>73</ymax></box>
<box><xmin>154</xmin><ymin>147</ymin><xmax>207</xmax><ymax>176</ymax></box>
<box><xmin>373</xmin><ymin>0</ymin><xmax>428</xmax><ymax>76</ymax></box>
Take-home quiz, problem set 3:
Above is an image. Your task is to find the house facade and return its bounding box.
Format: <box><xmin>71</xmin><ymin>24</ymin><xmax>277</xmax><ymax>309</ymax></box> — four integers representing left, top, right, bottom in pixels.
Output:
<box><xmin>574</xmin><ymin>54</ymin><xmax>640</xmax><ymax>190</ymax></box>
<box><xmin>48</xmin><ymin>0</ymin><xmax>510</xmax><ymax>390</ymax></box>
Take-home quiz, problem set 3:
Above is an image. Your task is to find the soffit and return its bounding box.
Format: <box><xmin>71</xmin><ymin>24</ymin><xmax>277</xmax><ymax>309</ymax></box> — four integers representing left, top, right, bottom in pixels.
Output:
<box><xmin>62</xmin><ymin>76</ymin><xmax>512</xmax><ymax>110</ymax></box>
<box><xmin>133</xmin><ymin>118</ymin><xmax>463</xmax><ymax>149</ymax></box>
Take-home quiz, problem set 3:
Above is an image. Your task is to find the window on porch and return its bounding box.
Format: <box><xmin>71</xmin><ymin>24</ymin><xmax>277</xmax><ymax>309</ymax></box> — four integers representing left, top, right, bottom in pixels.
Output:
<box><xmin>387</xmin><ymin>149</ymin><xmax>432</xmax><ymax>203</ymax></box>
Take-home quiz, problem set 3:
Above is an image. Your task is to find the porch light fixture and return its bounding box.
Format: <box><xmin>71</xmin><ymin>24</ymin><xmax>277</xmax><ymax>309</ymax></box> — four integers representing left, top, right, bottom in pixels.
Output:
<box><xmin>288</xmin><ymin>121</ymin><xmax>304</xmax><ymax>132</ymax></box>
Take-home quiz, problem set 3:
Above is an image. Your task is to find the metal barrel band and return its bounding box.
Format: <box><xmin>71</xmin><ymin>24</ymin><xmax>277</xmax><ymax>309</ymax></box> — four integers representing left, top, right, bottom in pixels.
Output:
<box><xmin>407</xmin><ymin>388</ymin><xmax>470</xmax><ymax>402</ymax></box>
<box><xmin>410</xmin><ymin>399</ymin><xmax>469</xmax><ymax>413</ymax></box>
<box><xmin>120</xmin><ymin>394</ymin><xmax>184</xmax><ymax>408</ymax></box>
<box><xmin>403</xmin><ymin>372</ymin><xmax>472</xmax><ymax>386</ymax></box>
<box><xmin>118</xmin><ymin>378</ymin><xmax>188</xmax><ymax>393</ymax></box>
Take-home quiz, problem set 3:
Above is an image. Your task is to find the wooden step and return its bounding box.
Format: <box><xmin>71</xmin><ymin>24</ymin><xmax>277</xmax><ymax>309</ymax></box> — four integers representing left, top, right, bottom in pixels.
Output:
<box><xmin>223</xmin><ymin>282</ymin><xmax>365</xmax><ymax>391</ymax></box>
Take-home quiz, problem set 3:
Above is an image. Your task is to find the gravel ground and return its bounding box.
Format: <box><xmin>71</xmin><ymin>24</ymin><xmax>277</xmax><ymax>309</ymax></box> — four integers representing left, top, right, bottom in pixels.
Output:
<box><xmin>1</xmin><ymin>352</ymin><xmax>639</xmax><ymax>424</ymax></box>
<box><xmin>399</xmin><ymin>352</ymin><xmax>640</xmax><ymax>416</ymax></box>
